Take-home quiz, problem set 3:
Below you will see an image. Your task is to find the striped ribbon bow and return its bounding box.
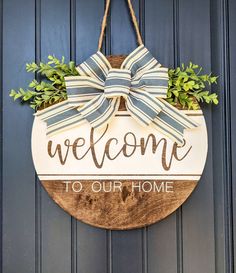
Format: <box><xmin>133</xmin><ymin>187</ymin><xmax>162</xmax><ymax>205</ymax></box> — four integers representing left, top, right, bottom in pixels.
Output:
<box><xmin>36</xmin><ymin>45</ymin><xmax>198</xmax><ymax>144</ymax></box>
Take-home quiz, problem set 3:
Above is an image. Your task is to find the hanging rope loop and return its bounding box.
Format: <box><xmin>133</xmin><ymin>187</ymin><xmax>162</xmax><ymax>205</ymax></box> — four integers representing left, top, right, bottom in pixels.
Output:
<box><xmin>97</xmin><ymin>0</ymin><xmax>143</xmax><ymax>51</ymax></box>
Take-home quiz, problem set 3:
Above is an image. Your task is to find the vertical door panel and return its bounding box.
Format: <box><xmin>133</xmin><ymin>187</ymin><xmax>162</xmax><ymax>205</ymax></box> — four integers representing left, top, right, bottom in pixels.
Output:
<box><xmin>40</xmin><ymin>0</ymin><xmax>72</xmax><ymax>272</ymax></box>
<box><xmin>145</xmin><ymin>0</ymin><xmax>174</xmax><ymax>66</ymax></box>
<box><xmin>2</xmin><ymin>0</ymin><xmax>36</xmax><ymax>272</ymax></box>
<box><xmin>229</xmin><ymin>0</ymin><xmax>236</xmax><ymax>269</ymax></box>
<box><xmin>179</xmin><ymin>1</ymin><xmax>215</xmax><ymax>273</ymax></box>
<box><xmin>110</xmin><ymin>0</ymin><xmax>139</xmax><ymax>54</ymax></box>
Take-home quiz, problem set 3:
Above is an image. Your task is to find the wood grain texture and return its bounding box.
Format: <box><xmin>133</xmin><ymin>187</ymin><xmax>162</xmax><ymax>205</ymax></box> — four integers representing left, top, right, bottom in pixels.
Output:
<box><xmin>41</xmin><ymin>180</ymin><xmax>197</xmax><ymax>230</ymax></box>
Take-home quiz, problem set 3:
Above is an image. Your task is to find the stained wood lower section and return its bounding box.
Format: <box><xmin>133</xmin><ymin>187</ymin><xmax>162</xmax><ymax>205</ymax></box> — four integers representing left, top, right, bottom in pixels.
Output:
<box><xmin>41</xmin><ymin>180</ymin><xmax>197</xmax><ymax>230</ymax></box>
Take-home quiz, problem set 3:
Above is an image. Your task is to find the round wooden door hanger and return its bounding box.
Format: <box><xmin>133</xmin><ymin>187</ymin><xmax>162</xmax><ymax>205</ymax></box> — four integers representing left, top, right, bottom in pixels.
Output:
<box><xmin>32</xmin><ymin>104</ymin><xmax>207</xmax><ymax>230</ymax></box>
<box><xmin>31</xmin><ymin>0</ymin><xmax>207</xmax><ymax>230</ymax></box>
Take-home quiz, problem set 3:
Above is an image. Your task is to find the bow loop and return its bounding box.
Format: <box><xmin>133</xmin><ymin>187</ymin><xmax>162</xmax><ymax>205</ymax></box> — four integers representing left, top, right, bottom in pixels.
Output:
<box><xmin>66</xmin><ymin>75</ymin><xmax>104</xmax><ymax>106</ymax></box>
<box><xmin>76</xmin><ymin>51</ymin><xmax>111</xmax><ymax>82</ymax></box>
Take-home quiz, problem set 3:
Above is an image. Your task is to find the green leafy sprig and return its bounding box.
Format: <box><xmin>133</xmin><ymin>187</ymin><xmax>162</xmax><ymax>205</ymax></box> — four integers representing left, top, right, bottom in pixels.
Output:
<box><xmin>10</xmin><ymin>57</ymin><xmax>218</xmax><ymax>110</ymax></box>
<box><xmin>167</xmin><ymin>62</ymin><xmax>218</xmax><ymax>110</ymax></box>
<box><xmin>10</xmin><ymin>55</ymin><xmax>78</xmax><ymax>109</ymax></box>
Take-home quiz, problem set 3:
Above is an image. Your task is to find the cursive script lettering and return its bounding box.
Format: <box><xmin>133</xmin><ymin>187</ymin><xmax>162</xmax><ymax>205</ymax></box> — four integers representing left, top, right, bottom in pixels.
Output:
<box><xmin>47</xmin><ymin>125</ymin><xmax>192</xmax><ymax>170</ymax></box>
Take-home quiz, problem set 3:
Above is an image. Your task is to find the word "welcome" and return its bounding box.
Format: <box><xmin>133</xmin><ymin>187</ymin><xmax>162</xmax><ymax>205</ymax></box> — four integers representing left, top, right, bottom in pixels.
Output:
<box><xmin>48</xmin><ymin>125</ymin><xmax>192</xmax><ymax>170</ymax></box>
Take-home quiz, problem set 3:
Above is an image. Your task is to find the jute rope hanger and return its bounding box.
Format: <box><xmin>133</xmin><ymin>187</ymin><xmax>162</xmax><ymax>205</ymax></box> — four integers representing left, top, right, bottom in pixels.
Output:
<box><xmin>98</xmin><ymin>0</ymin><xmax>143</xmax><ymax>51</ymax></box>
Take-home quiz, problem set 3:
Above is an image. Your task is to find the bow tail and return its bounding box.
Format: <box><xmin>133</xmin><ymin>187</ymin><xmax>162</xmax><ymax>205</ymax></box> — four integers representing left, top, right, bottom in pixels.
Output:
<box><xmin>151</xmin><ymin>98</ymin><xmax>199</xmax><ymax>145</ymax></box>
<box><xmin>125</xmin><ymin>91</ymin><xmax>199</xmax><ymax>145</ymax></box>
<box><xmin>79</xmin><ymin>94</ymin><xmax>120</xmax><ymax>129</ymax></box>
<box><xmin>35</xmin><ymin>94</ymin><xmax>120</xmax><ymax>136</ymax></box>
<box><xmin>34</xmin><ymin>100</ymin><xmax>86</xmax><ymax>137</ymax></box>
<box><xmin>126</xmin><ymin>91</ymin><xmax>165</xmax><ymax>127</ymax></box>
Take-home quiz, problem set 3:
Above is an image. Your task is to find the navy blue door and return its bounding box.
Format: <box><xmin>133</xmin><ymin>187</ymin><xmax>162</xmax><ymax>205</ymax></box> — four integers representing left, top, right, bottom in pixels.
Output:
<box><xmin>1</xmin><ymin>0</ymin><xmax>235</xmax><ymax>272</ymax></box>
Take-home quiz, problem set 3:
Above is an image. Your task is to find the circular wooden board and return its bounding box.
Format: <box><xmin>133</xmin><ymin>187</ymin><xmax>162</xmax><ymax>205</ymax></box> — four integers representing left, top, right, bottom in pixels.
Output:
<box><xmin>32</xmin><ymin>108</ymin><xmax>207</xmax><ymax>230</ymax></box>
